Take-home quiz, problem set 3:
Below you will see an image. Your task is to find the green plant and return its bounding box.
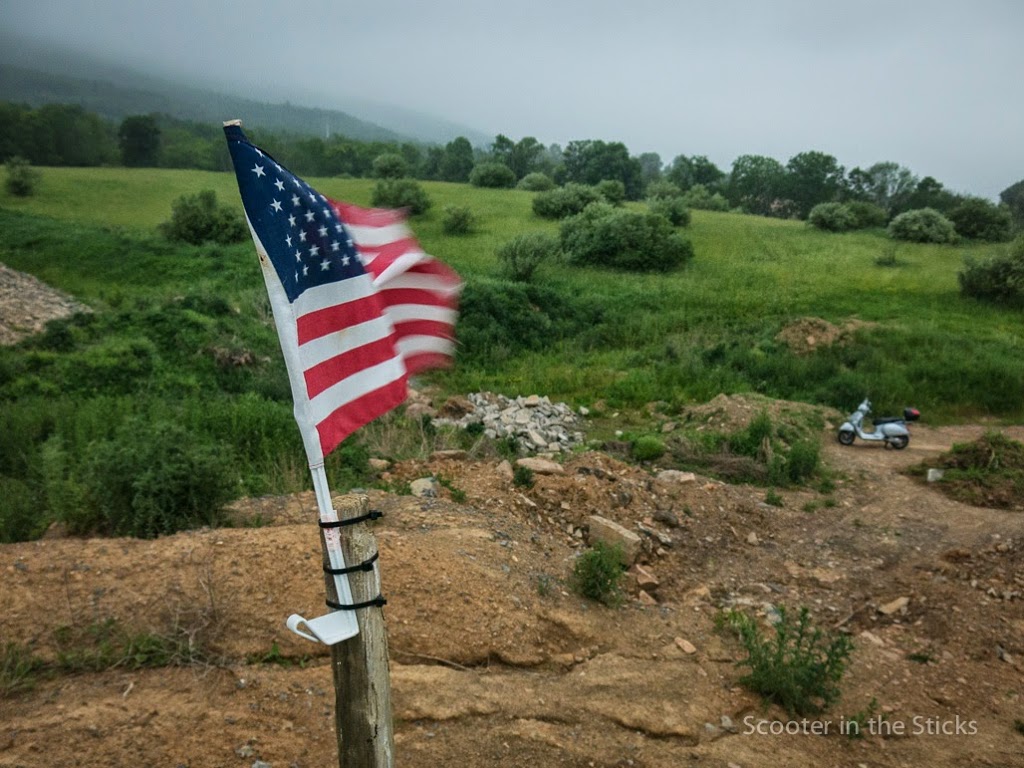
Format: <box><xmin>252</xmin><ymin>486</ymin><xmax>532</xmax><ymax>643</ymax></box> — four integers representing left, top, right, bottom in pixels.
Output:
<box><xmin>371</xmin><ymin>153</ymin><xmax>409</xmax><ymax>179</ymax></box>
<box><xmin>947</xmin><ymin>197</ymin><xmax>1013</xmax><ymax>242</ymax></box>
<box><xmin>632</xmin><ymin>435</ymin><xmax>666</xmax><ymax>462</ymax></box>
<box><xmin>958</xmin><ymin>236</ymin><xmax>1024</xmax><ymax>305</ymax></box>
<box><xmin>595</xmin><ymin>179</ymin><xmax>626</xmax><ymax>205</ymax></box>
<box><xmin>441</xmin><ymin>204</ymin><xmax>475</xmax><ymax>235</ymax></box>
<box><xmin>158</xmin><ymin>189</ymin><xmax>247</xmax><ymax>245</ymax></box>
<box><xmin>371</xmin><ymin>178</ymin><xmax>432</xmax><ymax>215</ymax></box>
<box><xmin>4</xmin><ymin>155</ymin><xmax>41</xmax><ymax>197</ymax></box>
<box><xmin>560</xmin><ymin>203</ymin><xmax>694</xmax><ymax>272</ymax></box>
<box><xmin>807</xmin><ymin>202</ymin><xmax>856</xmax><ymax>232</ymax></box>
<box><xmin>845</xmin><ymin>200</ymin><xmax>888</xmax><ymax>229</ymax></box>
<box><xmin>496</xmin><ymin>231</ymin><xmax>560</xmax><ymax>282</ymax></box>
<box><xmin>437</xmin><ymin>475</ymin><xmax>467</xmax><ymax>503</ymax></box>
<box><xmin>470</xmin><ymin>162</ymin><xmax>516</xmax><ymax>189</ymax></box>
<box><xmin>764</xmin><ymin>488</ymin><xmax>784</xmax><ymax>507</ymax></box>
<box><xmin>513</xmin><ymin>465</ymin><xmax>535</xmax><ymax>488</ymax></box>
<box><xmin>681</xmin><ymin>183</ymin><xmax>730</xmax><ymax>211</ymax></box>
<box><xmin>730</xmin><ymin>606</ymin><xmax>854</xmax><ymax>716</ymax></box>
<box><xmin>1014</xmin><ymin>719</ymin><xmax>1024</xmax><ymax>736</ymax></box>
<box><xmin>647</xmin><ymin>196</ymin><xmax>691</xmax><ymax>227</ymax></box>
<box><xmin>887</xmin><ymin>207</ymin><xmax>958</xmax><ymax>244</ymax></box>
<box><xmin>1</xmin><ymin>642</ymin><xmax>45</xmax><ymax>696</ymax></box>
<box><xmin>517</xmin><ymin>172</ymin><xmax>554</xmax><ymax>191</ymax></box>
<box><xmin>532</xmin><ymin>183</ymin><xmax>603</xmax><ymax>219</ymax></box>
<box><xmin>843</xmin><ymin>698</ymin><xmax>879</xmax><ymax>739</ymax></box>
<box><xmin>571</xmin><ymin>541</ymin><xmax>625</xmax><ymax>606</ymax></box>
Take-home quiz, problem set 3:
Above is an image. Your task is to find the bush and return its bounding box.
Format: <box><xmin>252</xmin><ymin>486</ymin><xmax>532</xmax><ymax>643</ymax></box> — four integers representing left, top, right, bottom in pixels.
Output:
<box><xmin>441</xmin><ymin>205</ymin><xmax>475</xmax><ymax>235</ymax></box>
<box><xmin>496</xmin><ymin>231</ymin><xmax>560</xmax><ymax>282</ymax></box>
<box><xmin>682</xmin><ymin>183</ymin><xmax>730</xmax><ymax>211</ymax></box>
<box><xmin>69</xmin><ymin>419</ymin><xmax>235</xmax><ymax>539</ymax></box>
<box><xmin>560</xmin><ymin>203</ymin><xmax>694</xmax><ymax>272</ymax></box>
<box><xmin>0</xmin><ymin>476</ymin><xmax>45</xmax><ymax>542</ymax></box>
<box><xmin>532</xmin><ymin>183</ymin><xmax>603</xmax><ymax>219</ymax></box>
<box><xmin>159</xmin><ymin>190</ymin><xmax>247</xmax><ymax>245</ymax></box>
<box><xmin>571</xmin><ymin>541</ymin><xmax>625</xmax><ymax>606</ymax></box>
<box><xmin>845</xmin><ymin>200</ymin><xmax>888</xmax><ymax>229</ymax></box>
<box><xmin>632</xmin><ymin>435</ymin><xmax>666</xmax><ymax>461</ymax></box>
<box><xmin>728</xmin><ymin>606</ymin><xmax>854</xmax><ymax>715</ymax></box>
<box><xmin>371</xmin><ymin>178</ymin><xmax>432</xmax><ymax>215</ymax></box>
<box><xmin>517</xmin><ymin>172</ymin><xmax>555</xmax><ymax>192</ymax></box>
<box><xmin>470</xmin><ymin>162</ymin><xmax>516</xmax><ymax>189</ymax></box>
<box><xmin>371</xmin><ymin>153</ymin><xmax>409</xmax><ymax>179</ymax></box>
<box><xmin>947</xmin><ymin>197</ymin><xmax>1013</xmax><ymax>242</ymax></box>
<box><xmin>647</xmin><ymin>196</ymin><xmax>691</xmax><ymax>227</ymax></box>
<box><xmin>645</xmin><ymin>180</ymin><xmax>683</xmax><ymax>200</ymax></box>
<box><xmin>595</xmin><ymin>179</ymin><xmax>626</xmax><ymax>205</ymax></box>
<box><xmin>807</xmin><ymin>202</ymin><xmax>856</xmax><ymax>232</ymax></box>
<box><xmin>887</xmin><ymin>207</ymin><xmax>958</xmax><ymax>244</ymax></box>
<box><xmin>958</xmin><ymin>236</ymin><xmax>1024</xmax><ymax>305</ymax></box>
<box><xmin>4</xmin><ymin>156</ymin><xmax>41</xmax><ymax>197</ymax></box>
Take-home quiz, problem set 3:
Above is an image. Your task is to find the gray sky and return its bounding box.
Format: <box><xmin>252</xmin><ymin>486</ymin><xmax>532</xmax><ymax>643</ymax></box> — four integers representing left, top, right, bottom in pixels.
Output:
<box><xmin>4</xmin><ymin>0</ymin><xmax>1022</xmax><ymax>199</ymax></box>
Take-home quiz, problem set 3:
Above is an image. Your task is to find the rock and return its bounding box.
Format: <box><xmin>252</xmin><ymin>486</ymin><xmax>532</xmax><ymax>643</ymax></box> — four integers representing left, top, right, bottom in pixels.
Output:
<box><xmin>653</xmin><ymin>509</ymin><xmax>680</xmax><ymax>528</ymax></box>
<box><xmin>746</xmin><ymin>532</ymin><xmax>760</xmax><ymax>546</ymax></box>
<box><xmin>430</xmin><ymin>449</ymin><xmax>467</xmax><ymax>461</ymax></box>
<box><xmin>859</xmin><ymin>631</ymin><xmax>885</xmax><ymax>647</ymax></box>
<box><xmin>638</xmin><ymin>590</ymin><xmax>658</xmax><ymax>605</ymax></box>
<box><xmin>586</xmin><ymin>515</ymin><xmax>642</xmax><ymax>565</ymax></box>
<box><xmin>675</xmin><ymin>637</ymin><xmax>697</xmax><ymax>655</ymax></box>
<box><xmin>632</xmin><ymin>565</ymin><xmax>660</xmax><ymax>593</ymax></box>
<box><xmin>496</xmin><ymin>460</ymin><xmax>514</xmax><ymax>482</ymax></box>
<box><xmin>927</xmin><ymin>468</ymin><xmax>945</xmax><ymax>483</ymax></box>
<box><xmin>660</xmin><ymin>421</ymin><xmax>677</xmax><ymax>433</ymax></box>
<box><xmin>515</xmin><ymin>457</ymin><xmax>565</xmax><ymax>475</ymax></box>
<box><xmin>410</xmin><ymin>478</ymin><xmax>439</xmax><ymax>498</ymax></box>
<box><xmin>655</xmin><ymin>470</ymin><xmax>697</xmax><ymax>485</ymax></box>
<box><xmin>437</xmin><ymin>395</ymin><xmax>474</xmax><ymax>418</ymax></box>
<box><xmin>368</xmin><ymin>458</ymin><xmax>391</xmax><ymax>471</ymax></box>
<box><xmin>878</xmin><ymin>596</ymin><xmax>910</xmax><ymax>615</ymax></box>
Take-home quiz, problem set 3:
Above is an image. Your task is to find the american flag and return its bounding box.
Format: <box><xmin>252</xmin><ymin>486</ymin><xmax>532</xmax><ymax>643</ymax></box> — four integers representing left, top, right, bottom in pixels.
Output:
<box><xmin>224</xmin><ymin>123</ymin><xmax>460</xmax><ymax>466</ymax></box>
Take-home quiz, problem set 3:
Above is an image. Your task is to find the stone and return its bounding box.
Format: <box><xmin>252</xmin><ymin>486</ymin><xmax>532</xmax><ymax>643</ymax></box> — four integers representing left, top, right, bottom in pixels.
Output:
<box><xmin>655</xmin><ymin>470</ymin><xmax>697</xmax><ymax>485</ymax></box>
<box><xmin>927</xmin><ymin>468</ymin><xmax>945</xmax><ymax>483</ymax></box>
<box><xmin>586</xmin><ymin>515</ymin><xmax>642</xmax><ymax>564</ymax></box>
<box><xmin>410</xmin><ymin>478</ymin><xmax>439</xmax><ymax>498</ymax></box>
<box><xmin>675</xmin><ymin>637</ymin><xmax>697</xmax><ymax>654</ymax></box>
<box><xmin>638</xmin><ymin>590</ymin><xmax>657</xmax><ymax>605</ymax></box>
<box><xmin>430</xmin><ymin>450</ymin><xmax>467</xmax><ymax>461</ymax></box>
<box><xmin>746</xmin><ymin>532</ymin><xmax>760</xmax><ymax>546</ymax></box>
<box><xmin>437</xmin><ymin>395</ymin><xmax>474</xmax><ymax>418</ymax></box>
<box><xmin>496</xmin><ymin>460</ymin><xmax>514</xmax><ymax>482</ymax></box>
<box><xmin>878</xmin><ymin>596</ymin><xmax>910</xmax><ymax>615</ymax></box>
<box><xmin>515</xmin><ymin>457</ymin><xmax>565</xmax><ymax>475</ymax></box>
<box><xmin>368</xmin><ymin>458</ymin><xmax>391</xmax><ymax>471</ymax></box>
<box><xmin>633</xmin><ymin>564</ymin><xmax>660</xmax><ymax>593</ymax></box>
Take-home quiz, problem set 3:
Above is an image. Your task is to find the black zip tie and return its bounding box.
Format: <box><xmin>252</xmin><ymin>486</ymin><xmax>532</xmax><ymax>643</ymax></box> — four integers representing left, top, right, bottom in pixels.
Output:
<box><xmin>318</xmin><ymin>510</ymin><xmax>382</xmax><ymax>529</ymax></box>
<box><xmin>326</xmin><ymin>595</ymin><xmax>387</xmax><ymax>611</ymax></box>
<box><xmin>323</xmin><ymin>551</ymin><xmax>379</xmax><ymax>576</ymax></box>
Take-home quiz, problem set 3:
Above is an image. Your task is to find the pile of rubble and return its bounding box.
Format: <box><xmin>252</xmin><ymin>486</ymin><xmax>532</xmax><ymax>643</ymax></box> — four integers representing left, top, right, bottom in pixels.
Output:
<box><xmin>432</xmin><ymin>392</ymin><xmax>586</xmax><ymax>453</ymax></box>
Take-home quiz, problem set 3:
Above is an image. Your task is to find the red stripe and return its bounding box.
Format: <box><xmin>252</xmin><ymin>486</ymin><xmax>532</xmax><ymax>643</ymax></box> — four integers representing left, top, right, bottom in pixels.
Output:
<box><xmin>316</xmin><ymin>375</ymin><xmax>408</xmax><ymax>457</ymax></box>
<box><xmin>378</xmin><ymin>287</ymin><xmax>457</xmax><ymax>310</ymax></box>
<box><xmin>358</xmin><ymin>238</ymin><xmax>419</xmax><ymax>277</ymax></box>
<box><xmin>404</xmin><ymin>351</ymin><xmax>454</xmax><ymax>375</ymax></box>
<box><xmin>402</xmin><ymin>259</ymin><xmax>461</xmax><ymax>281</ymax></box>
<box><xmin>393</xmin><ymin>319</ymin><xmax>454</xmax><ymax>340</ymax></box>
<box><xmin>296</xmin><ymin>294</ymin><xmax>386</xmax><ymax>346</ymax></box>
<box><xmin>304</xmin><ymin>334</ymin><xmax>401</xmax><ymax>399</ymax></box>
<box><xmin>331</xmin><ymin>200</ymin><xmax>406</xmax><ymax>227</ymax></box>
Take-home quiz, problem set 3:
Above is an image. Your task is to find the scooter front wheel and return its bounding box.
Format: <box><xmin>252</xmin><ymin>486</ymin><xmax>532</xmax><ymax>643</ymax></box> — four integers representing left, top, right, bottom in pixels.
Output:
<box><xmin>888</xmin><ymin>435</ymin><xmax>909</xmax><ymax>450</ymax></box>
<box><xmin>838</xmin><ymin>429</ymin><xmax>856</xmax><ymax>446</ymax></box>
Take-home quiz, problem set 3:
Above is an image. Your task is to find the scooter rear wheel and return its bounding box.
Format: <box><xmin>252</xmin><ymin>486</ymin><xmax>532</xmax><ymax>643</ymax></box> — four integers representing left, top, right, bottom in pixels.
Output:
<box><xmin>838</xmin><ymin>429</ymin><xmax>855</xmax><ymax>446</ymax></box>
<box><xmin>888</xmin><ymin>435</ymin><xmax>909</xmax><ymax>450</ymax></box>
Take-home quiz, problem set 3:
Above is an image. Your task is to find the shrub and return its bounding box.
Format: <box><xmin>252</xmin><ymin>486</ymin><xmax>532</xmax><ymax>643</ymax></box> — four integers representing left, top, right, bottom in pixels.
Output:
<box><xmin>947</xmin><ymin>197</ymin><xmax>1013</xmax><ymax>242</ymax></box>
<box><xmin>682</xmin><ymin>183</ymin><xmax>730</xmax><ymax>211</ymax></box>
<box><xmin>647</xmin><ymin>196</ymin><xmax>691</xmax><ymax>227</ymax></box>
<box><xmin>560</xmin><ymin>203</ymin><xmax>694</xmax><ymax>272</ymax></box>
<box><xmin>807</xmin><ymin>202</ymin><xmax>856</xmax><ymax>232</ymax></box>
<box><xmin>632</xmin><ymin>435</ymin><xmax>666</xmax><ymax>461</ymax></box>
<box><xmin>571</xmin><ymin>541</ymin><xmax>625</xmax><ymax>606</ymax></box>
<box><xmin>0</xmin><ymin>476</ymin><xmax>45</xmax><ymax>542</ymax></box>
<box><xmin>158</xmin><ymin>190</ymin><xmax>247</xmax><ymax>245</ymax></box>
<box><xmin>496</xmin><ymin>231</ymin><xmax>560</xmax><ymax>282</ymax></box>
<box><xmin>728</xmin><ymin>606</ymin><xmax>854</xmax><ymax>715</ymax></box>
<box><xmin>887</xmin><ymin>207</ymin><xmax>958</xmax><ymax>244</ymax></box>
<box><xmin>4</xmin><ymin>156</ymin><xmax>41</xmax><ymax>197</ymax></box>
<box><xmin>442</xmin><ymin>204</ymin><xmax>475</xmax><ymax>235</ymax></box>
<box><xmin>513</xmin><ymin>465</ymin><xmax>535</xmax><ymax>488</ymax></box>
<box><xmin>596</xmin><ymin>179</ymin><xmax>626</xmax><ymax>205</ymax></box>
<box><xmin>470</xmin><ymin>162</ymin><xmax>516</xmax><ymax>189</ymax></box>
<box><xmin>517</xmin><ymin>172</ymin><xmax>555</xmax><ymax>191</ymax></box>
<box><xmin>645</xmin><ymin>180</ymin><xmax>683</xmax><ymax>200</ymax></box>
<box><xmin>70</xmin><ymin>419</ymin><xmax>235</xmax><ymax>538</ymax></box>
<box><xmin>532</xmin><ymin>183</ymin><xmax>603</xmax><ymax>219</ymax></box>
<box><xmin>371</xmin><ymin>153</ymin><xmax>409</xmax><ymax>179</ymax></box>
<box><xmin>958</xmin><ymin>236</ymin><xmax>1024</xmax><ymax>305</ymax></box>
<box><xmin>845</xmin><ymin>200</ymin><xmax>888</xmax><ymax>229</ymax></box>
<box><xmin>371</xmin><ymin>178</ymin><xmax>432</xmax><ymax>215</ymax></box>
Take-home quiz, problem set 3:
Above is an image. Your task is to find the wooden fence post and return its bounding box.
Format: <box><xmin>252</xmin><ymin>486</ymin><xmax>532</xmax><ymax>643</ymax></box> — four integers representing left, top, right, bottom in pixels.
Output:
<box><xmin>321</xmin><ymin>494</ymin><xmax>394</xmax><ymax>768</ymax></box>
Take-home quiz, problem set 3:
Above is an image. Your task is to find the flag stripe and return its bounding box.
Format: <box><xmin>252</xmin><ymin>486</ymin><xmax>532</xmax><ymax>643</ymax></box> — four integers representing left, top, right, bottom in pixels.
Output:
<box><xmin>392</xmin><ymin>318</ymin><xmax>455</xmax><ymax>341</ymax></box>
<box><xmin>298</xmin><ymin>314</ymin><xmax>395</xmax><ymax>370</ymax></box>
<box><xmin>308</xmin><ymin>355</ymin><xmax>407</xmax><ymax>429</ymax></box>
<box><xmin>314</xmin><ymin>374</ymin><xmax>409</xmax><ymax>458</ymax></box>
<box><xmin>296</xmin><ymin>293</ymin><xmax>388</xmax><ymax>346</ymax></box>
<box><xmin>304</xmin><ymin>333</ymin><xmax>402</xmax><ymax>400</ymax></box>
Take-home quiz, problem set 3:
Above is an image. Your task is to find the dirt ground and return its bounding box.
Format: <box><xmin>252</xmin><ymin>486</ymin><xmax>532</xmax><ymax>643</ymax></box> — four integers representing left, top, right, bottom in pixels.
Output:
<box><xmin>2</xmin><ymin>414</ymin><xmax>1023</xmax><ymax>768</ymax></box>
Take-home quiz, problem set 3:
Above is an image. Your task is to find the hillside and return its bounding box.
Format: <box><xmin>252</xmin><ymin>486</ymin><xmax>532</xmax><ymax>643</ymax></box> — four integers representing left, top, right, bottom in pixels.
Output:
<box><xmin>1</xmin><ymin>416</ymin><xmax>1022</xmax><ymax>767</ymax></box>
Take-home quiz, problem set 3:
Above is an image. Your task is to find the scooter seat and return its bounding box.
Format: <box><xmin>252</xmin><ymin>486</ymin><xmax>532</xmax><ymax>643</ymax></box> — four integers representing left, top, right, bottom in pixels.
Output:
<box><xmin>872</xmin><ymin>416</ymin><xmax>903</xmax><ymax>424</ymax></box>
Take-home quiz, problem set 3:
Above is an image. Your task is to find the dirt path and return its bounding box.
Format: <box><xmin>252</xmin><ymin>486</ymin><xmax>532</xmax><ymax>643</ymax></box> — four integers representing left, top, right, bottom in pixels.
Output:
<box><xmin>2</xmin><ymin>422</ymin><xmax>1022</xmax><ymax>768</ymax></box>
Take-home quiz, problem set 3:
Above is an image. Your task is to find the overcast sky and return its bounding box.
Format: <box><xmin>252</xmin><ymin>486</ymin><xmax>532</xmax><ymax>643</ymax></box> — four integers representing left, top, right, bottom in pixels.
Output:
<box><xmin>5</xmin><ymin>0</ymin><xmax>1022</xmax><ymax>199</ymax></box>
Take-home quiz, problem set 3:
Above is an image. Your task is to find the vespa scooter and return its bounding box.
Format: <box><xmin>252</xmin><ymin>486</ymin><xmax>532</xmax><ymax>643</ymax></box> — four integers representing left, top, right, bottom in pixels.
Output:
<box><xmin>837</xmin><ymin>399</ymin><xmax>919</xmax><ymax>450</ymax></box>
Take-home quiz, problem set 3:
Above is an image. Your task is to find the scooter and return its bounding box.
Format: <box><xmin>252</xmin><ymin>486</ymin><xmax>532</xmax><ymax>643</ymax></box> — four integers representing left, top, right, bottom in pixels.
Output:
<box><xmin>837</xmin><ymin>399</ymin><xmax>920</xmax><ymax>450</ymax></box>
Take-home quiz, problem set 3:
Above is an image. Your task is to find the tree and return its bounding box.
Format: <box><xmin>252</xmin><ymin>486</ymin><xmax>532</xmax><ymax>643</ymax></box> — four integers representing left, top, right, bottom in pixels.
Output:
<box><xmin>118</xmin><ymin>115</ymin><xmax>161</xmax><ymax>167</ymax></box>
<box><xmin>852</xmin><ymin>161</ymin><xmax>918</xmax><ymax>215</ymax></box>
<box><xmin>469</xmin><ymin>162</ymin><xmax>516</xmax><ymax>188</ymax></box>
<box><xmin>637</xmin><ymin>152</ymin><xmax>663</xmax><ymax>190</ymax></box>
<box><xmin>785</xmin><ymin>151</ymin><xmax>845</xmax><ymax>219</ymax></box>
<box><xmin>999</xmin><ymin>179</ymin><xmax>1024</xmax><ymax>229</ymax></box>
<box><xmin>728</xmin><ymin>154</ymin><xmax>787</xmax><ymax>216</ymax></box>
<box><xmin>561</xmin><ymin>140</ymin><xmax>643</xmax><ymax>199</ymax></box>
<box><xmin>666</xmin><ymin>155</ymin><xmax>695</xmax><ymax>191</ymax></box>
<box><xmin>372</xmin><ymin>152</ymin><xmax>409</xmax><ymax>179</ymax></box>
<box><xmin>903</xmin><ymin>176</ymin><xmax>959</xmax><ymax>214</ymax></box>
<box><xmin>947</xmin><ymin>197</ymin><xmax>1013</xmax><ymax>242</ymax></box>
<box><xmin>690</xmin><ymin>155</ymin><xmax>725</xmax><ymax>189</ymax></box>
<box><xmin>439</xmin><ymin>136</ymin><xmax>474</xmax><ymax>182</ymax></box>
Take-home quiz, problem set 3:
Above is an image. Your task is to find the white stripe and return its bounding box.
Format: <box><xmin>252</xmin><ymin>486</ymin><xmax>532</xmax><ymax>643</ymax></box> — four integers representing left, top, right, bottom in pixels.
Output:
<box><xmin>397</xmin><ymin>335</ymin><xmax>455</xmax><ymax>358</ymax></box>
<box><xmin>372</xmin><ymin>251</ymin><xmax>427</xmax><ymax>286</ymax></box>
<box><xmin>308</xmin><ymin>355</ymin><xmax>407</xmax><ymax>427</ymax></box>
<box><xmin>378</xmin><ymin>272</ymin><xmax>463</xmax><ymax>297</ymax></box>
<box><xmin>292</xmin><ymin>273</ymin><xmax>377</xmax><ymax>317</ymax></box>
<box><xmin>345</xmin><ymin>222</ymin><xmax>410</xmax><ymax>247</ymax></box>
<box><xmin>298</xmin><ymin>314</ymin><xmax>395</xmax><ymax>370</ymax></box>
<box><xmin>384</xmin><ymin>304</ymin><xmax>458</xmax><ymax>326</ymax></box>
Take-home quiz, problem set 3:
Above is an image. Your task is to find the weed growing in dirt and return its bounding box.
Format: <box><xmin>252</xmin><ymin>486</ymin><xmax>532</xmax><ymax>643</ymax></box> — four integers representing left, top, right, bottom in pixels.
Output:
<box><xmin>725</xmin><ymin>606</ymin><xmax>854</xmax><ymax>716</ymax></box>
<box><xmin>571</xmin><ymin>541</ymin><xmax>625</xmax><ymax>607</ymax></box>
<box><xmin>842</xmin><ymin>697</ymin><xmax>880</xmax><ymax>739</ymax></box>
<box><xmin>437</xmin><ymin>475</ymin><xmax>467</xmax><ymax>503</ymax></box>
<box><xmin>1</xmin><ymin>641</ymin><xmax>45</xmax><ymax>696</ymax></box>
<box><xmin>1014</xmin><ymin>719</ymin><xmax>1024</xmax><ymax>736</ymax></box>
<box><xmin>53</xmin><ymin>618</ymin><xmax>205</xmax><ymax>672</ymax></box>
<box><xmin>908</xmin><ymin>430</ymin><xmax>1024</xmax><ymax>509</ymax></box>
<box><xmin>513</xmin><ymin>465</ymin><xmax>535</xmax><ymax>488</ymax></box>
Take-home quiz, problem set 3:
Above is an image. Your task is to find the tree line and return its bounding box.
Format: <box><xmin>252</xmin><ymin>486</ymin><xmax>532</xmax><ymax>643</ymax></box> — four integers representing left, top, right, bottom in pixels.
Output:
<box><xmin>2</xmin><ymin>100</ymin><xmax>1022</xmax><ymax>232</ymax></box>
